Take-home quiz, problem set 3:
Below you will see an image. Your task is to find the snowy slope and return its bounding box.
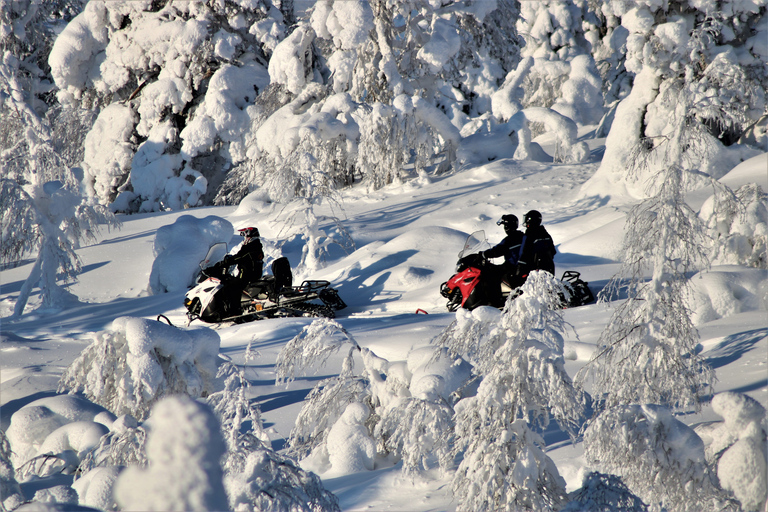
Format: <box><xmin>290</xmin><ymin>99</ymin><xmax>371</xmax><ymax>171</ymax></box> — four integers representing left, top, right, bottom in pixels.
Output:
<box><xmin>1</xmin><ymin>150</ymin><xmax>767</xmax><ymax>511</ymax></box>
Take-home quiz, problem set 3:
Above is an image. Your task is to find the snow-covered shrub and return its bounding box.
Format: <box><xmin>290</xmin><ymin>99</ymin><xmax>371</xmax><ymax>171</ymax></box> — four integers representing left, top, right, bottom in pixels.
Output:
<box><xmin>0</xmin><ymin>430</ymin><xmax>24</xmax><ymax>511</ymax></box>
<box><xmin>148</xmin><ymin>214</ymin><xmax>234</xmax><ymax>294</ymax></box>
<box><xmin>71</xmin><ymin>466</ymin><xmax>123</xmax><ymax>511</ymax></box>
<box><xmin>700</xmin><ymin>183</ymin><xmax>768</xmax><ymax>269</ymax></box>
<box><xmin>76</xmin><ymin>414</ymin><xmax>146</xmax><ymax>474</ymax></box>
<box><xmin>5</xmin><ymin>395</ymin><xmax>114</xmax><ymax>470</ymax></box>
<box><xmin>453</xmin><ymin>418</ymin><xmax>567</xmax><ymax>511</ymax></box>
<box><xmin>696</xmin><ymin>392</ymin><xmax>768</xmax><ymax>512</ymax></box>
<box><xmin>584</xmin><ymin>404</ymin><xmax>737</xmax><ymax>512</ymax></box>
<box><xmin>688</xmin><ymin>267</ymin><xmax>768</xmax><ymax>324</ymax></box>
<box><xmin>276</xmin><ymin>319</ymin><xmax>368</xmax><ymax>459</ymax></box>
<box><xmin>562</xmin><ymin>472</ymin><xmax>649</xmax><ymax>512</ymax></box>
<box><xmin>206</xmin><ymin>361</ymin><xmax>270</xmax><ymax>474</ymax></box>
<box><xmin>443</xmin><ymin>271</ymin><xmax>585</xmax><ymax>511</ymax></box>
<box><xmin>113</xmin><ymin>396</ymin><xmax>229</xmax><ymax>512</ymax></box>
<box><xmin>58</xmin><ymin>316</ymin><xmax>221</xmax><ymax>421</ymax></box>
<box><xmin>225</xmin><ymin>449</ymin><xmax>341</xmax><ymax>512</ymax></box>
<box><xmin>277</xmin><ymin>318</ymin><xmax>467</xmax><ymax>478</ymax></box>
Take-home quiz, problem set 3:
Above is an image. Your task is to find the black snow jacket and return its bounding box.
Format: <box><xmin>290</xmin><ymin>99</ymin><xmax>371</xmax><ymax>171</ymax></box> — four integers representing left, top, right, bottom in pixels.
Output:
<box><xmin>516</xmin><ymin>225</ymin><xmax>556</xmax><ymax>276</ymax></box>
<box><xmin>222</xmin><ymin>238</ymin><xmax>264</xmax><ymax>283</ymax></box>
<box><xmin>484</xmin><ymin>231</ymin><xmax>525</xmax><ymax>267</ymax></box>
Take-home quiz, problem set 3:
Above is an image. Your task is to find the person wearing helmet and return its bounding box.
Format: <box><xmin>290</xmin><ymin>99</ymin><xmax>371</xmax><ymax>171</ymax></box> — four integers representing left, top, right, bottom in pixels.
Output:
<box><xmin>220</xmin><ymin>226</ymin><xmax>265</xmax><ymax>284</ymax></box>
<box><xmin>483</xmin><ymin>214</ymin><xmax>524</xmax><ymax>267</ymax></box>
<box><xmin>514</xmin><ymin>210</ymin><xmax>556</xmax><ymax>282</ymax></box>
<box><xmin>482</xmin><ymin>214</ymin><xmax>524</xmax><ymax>305</ymax></box>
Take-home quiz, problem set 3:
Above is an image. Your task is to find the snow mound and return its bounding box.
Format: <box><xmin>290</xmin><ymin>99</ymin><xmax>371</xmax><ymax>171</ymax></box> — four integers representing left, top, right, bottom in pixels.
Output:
<box><xmin>325</xmin><ymin>402</ymin><xmax>376</xmax><ymax>475</ymax></box>
<box><xmin>688</xmin><ymin>266</ymin><xmax>768</xmax><ymax>324</ymax></box>
<box><xmin>5</xmin><ymin>395</ymin><xmax>114</xmax><ymax>468</ymax></box>
<box><xmin>149</xmin><ymin>214</ymin><xmax>234</xmax><ymax>294</ymax></box>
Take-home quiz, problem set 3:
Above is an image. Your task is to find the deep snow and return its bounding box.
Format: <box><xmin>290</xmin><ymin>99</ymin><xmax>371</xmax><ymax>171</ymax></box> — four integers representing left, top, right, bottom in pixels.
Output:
<box><xmin>1</xmin><ymin>142</ymin><xmax>767</xmax><ymax>510</ymax></box>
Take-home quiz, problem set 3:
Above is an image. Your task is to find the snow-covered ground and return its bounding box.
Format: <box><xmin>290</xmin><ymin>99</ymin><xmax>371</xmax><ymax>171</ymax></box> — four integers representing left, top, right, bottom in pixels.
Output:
<box><xmin>1</xmin><ymin>143</ymin><xmax>767</xmax><ymax>510</ymax></box>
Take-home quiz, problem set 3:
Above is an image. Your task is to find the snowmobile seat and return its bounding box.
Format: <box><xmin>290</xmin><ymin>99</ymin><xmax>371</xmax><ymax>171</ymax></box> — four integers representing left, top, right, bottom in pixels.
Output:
<box><xmin>271</xmin><ymin>257</ymin><xmax>293</xmax><ymax>293</ymax></box>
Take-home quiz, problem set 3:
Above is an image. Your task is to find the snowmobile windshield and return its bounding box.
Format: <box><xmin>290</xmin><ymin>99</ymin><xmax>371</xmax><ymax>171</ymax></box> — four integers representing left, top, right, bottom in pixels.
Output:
<box><xmin>200</xmin><ymin>242</ymin><xmax>228</xmax><ymax>269</ymax></box>
<box><xmin>458</xmin><ymin>231</ymin><xmax>490</xmax><ymax>259</ymax></box>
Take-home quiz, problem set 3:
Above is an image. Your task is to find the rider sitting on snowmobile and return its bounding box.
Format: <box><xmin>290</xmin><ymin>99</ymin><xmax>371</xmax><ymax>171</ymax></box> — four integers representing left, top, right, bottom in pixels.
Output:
<box><xmin>513</xmin><ymin>210</ymin><xmax>556</xmax><ymax>284</ymax></box>
<box><xmin>210</xmin><ymin>226</ymin><xmax>265</xmax><ymax>317</ymax></box>
<box><xmin>219</xmin><ymin>226</ymin><xmax>265</xmax><ymax>283</ymax></box>
<box><xmin>482</xmin><ymin>214</ymin><xmax>524</xmax><ymax>304</ymax></box>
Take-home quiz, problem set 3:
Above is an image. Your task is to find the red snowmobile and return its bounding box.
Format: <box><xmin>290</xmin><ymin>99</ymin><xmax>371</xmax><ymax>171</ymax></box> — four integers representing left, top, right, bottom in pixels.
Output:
<box><xmin>440</xmin><ymin>231</ymin><xmax>594</xmax><ymax>311</ymax></box>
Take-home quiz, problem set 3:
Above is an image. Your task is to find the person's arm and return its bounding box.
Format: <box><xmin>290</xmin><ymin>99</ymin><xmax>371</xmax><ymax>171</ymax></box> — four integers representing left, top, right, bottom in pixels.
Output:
<box><xmin>484</xmin><ymin>238</ymin><xmax>509</xmax><ymax>259</ymax></box>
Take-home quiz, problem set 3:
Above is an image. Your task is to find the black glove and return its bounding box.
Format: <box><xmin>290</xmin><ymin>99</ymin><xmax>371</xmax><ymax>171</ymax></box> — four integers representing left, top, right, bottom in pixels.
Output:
<box><xmin>220</xmin><ymin>255</ymin><xmax>233</xmax><ymax>267</ymax></box>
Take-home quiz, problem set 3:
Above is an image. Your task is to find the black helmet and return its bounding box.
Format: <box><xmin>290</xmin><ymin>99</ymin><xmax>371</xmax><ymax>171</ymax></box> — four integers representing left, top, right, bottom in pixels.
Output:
<box><xmin>497</xmin><ymin>214</ymin><xmax>518</xmax><ymax>230</ymax></box>
<box><xmin>523</xmin><ymin>210</ymin><xmax>542</xmax><ymax>228</ymax></box>
<box><xmin>238</xmin><ymin>227</ymin><xmax>260</xmax><ymax>240</ymax></box>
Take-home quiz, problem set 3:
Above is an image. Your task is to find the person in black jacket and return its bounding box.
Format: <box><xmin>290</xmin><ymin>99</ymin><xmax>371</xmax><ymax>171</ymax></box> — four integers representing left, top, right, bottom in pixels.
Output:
<box><xmin>482</xmin><ymin>214</ymin><xmax>524</xmax><ymax>305</ymax></box>
<box><xmin>220</xmin><ymin>226</ymin><xmax>264</xmax><ymax>284</ymax></box>
<box><xmin>514</xmin><ymin>210</ymin><xmax>556</xmax><ymax>283</ymax></box>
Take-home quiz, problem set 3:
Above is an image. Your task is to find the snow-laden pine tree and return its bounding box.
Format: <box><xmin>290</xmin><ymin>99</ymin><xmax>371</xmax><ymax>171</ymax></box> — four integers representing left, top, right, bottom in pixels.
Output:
<box><xmin>48</xmin><ymin>0</ymin><xmax>287</xmax><ymax>212</ymax></box>
<box><xmin>440</xmin><ymin>271</ymin><xmax>586</xmax><ymax>511</ymax></box>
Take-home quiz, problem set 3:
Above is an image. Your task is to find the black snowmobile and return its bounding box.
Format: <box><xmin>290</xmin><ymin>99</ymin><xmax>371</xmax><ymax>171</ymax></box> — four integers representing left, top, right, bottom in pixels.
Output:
<box><xmin>185</xmin><ymin>243</ymin><xmax>346</xmax><ymax>323</ymax></box>
<box><xmin>440</xmin><ymin>231</ymin><xmax>595</xmax><ymax>312</ymax></box>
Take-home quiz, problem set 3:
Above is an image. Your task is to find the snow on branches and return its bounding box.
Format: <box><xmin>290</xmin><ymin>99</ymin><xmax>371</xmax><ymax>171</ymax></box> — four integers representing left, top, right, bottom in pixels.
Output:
<box><xmin>58</xmin><ymin>317</ymin><xmax>221</xmax><ymax>421</ymax></box>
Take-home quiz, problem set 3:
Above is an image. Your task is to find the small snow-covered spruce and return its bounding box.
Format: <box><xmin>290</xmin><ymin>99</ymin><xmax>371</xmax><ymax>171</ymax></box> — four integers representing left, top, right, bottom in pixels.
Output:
<box><xmin>206</xmin><ymin>361</ymin><xmax>269</xmax><ymax>475</ymax></box>
<box><xmin>579</xmin><ymin>105</ymin><xmax>715</xmax><ymax>412</ymax></box>
<box><xmin>212</xmin><ymin>363</ymin><xmax>341</xmax><ymax>512</ymax></box>
<box><xmin>225</xmin><ymin>449</ymin><xmax>341</xmax><ymax>512</ymax></box>
<box><xmin>276</xmin><ymin>318</ymin><xmax>366</xmax><ymax>458</ymax></box>
<box><xmin>584</xmin><ymin>404</ymin><xmax>739</xmax><ymax>512</ymax></box>
<box><xmin>446</xmin><ymin>271</ymin><xmax>586</xmax><ymax>511</ymax></box>
<box><xmin>58</xmin><ymin>317</ymin><xmax>220</xmax><ymax>421</ymax></box>
<box><xmin>440</xmin><ymin>271</ymin><xmax>586</xmax><ymax>436</ymax></box>
<box><xmin>562</xmin><ymin>472</ymin><xmax>649</xmax><ymax>512</ymax></box>
<box><xmin>374</xmin><ymin>376</ymin><xmax>456</xmax><ymax>478</ymax></box>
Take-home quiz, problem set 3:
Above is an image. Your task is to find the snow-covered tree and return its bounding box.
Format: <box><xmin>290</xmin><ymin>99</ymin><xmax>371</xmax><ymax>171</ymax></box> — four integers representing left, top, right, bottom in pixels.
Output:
<box><xmin>562</xmin><ymin>472</ymin><xmax>649</xmax><ymax>512</ymax></box>
<box><xmin>584</xmin><ymin>0</ymin><xmax>767</xmax><ymax>197</ymax></box>
<box><xmin>276</xmin><ymin>318</ymin><xmax>469</xmax><ymax>478</ymax></box>
<box><xmin>440</xmin><ymin>271</ymin><xmax>586</xmax><ymax>511</ymax></box>
<box><xmin>584</xmin><ymin>404</ymin><xmax>738</xmax><ymax>512</ymax></box>
<box><xmin>515</xmin><ymin>0</ymin><xmax>605</xmax><ymax>127</ymax></box>
<box><xmin>0</xmin><ymin>430</ymin><xmax>24</xmax><ymax>511</ymax></box>
<box><xmin>578</xmin><ymin>110</ymin><xmax>717</xmax><ymax>412</ymax></box>
<box><xmin>2</xmin><ymin>8</ymin><xmax>116</xmax><ymax>318</ymax></box>
<box><xmin>113</xmin><ymin>396</ymin><xmax>229</xmax><ymax>511</ymax></box>
<box><xmin>49</xmin><ymin>0</ymin><xmax>287</xmax><ymax>212</ymax></box>
<box><xmin>58</xmin><ymin>316</ymin><xmax>221</xmax><ymax>421</ymax></box>
<box><xmin>700</xmin><ymin>183</ymin><xmax>768</xmax><ymax>269</ymax></box>
<box><xmin>208</xmin><ymin>360</ymin><xmax>341</xmax><ymax>512</ymax></box>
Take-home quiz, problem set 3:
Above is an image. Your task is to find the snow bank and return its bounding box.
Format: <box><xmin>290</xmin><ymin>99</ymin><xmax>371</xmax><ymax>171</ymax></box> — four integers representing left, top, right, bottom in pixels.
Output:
<box><xmin>149</xmin><ymin>214</ymin><xmax>234</xmax><ymax>294</ymax></box>
<box><xmin>688</xmin><ymin>266</ymin><xmax>768</xmax><ymax>324</ymax></box>
<box><xmin>71</xmin><ymin>466</ymin><xmax>123</xmax><ymax>511</ymax></box>
<box><xmin>696</xmin><ymin>392</ymin><xmax>768</xmax><ymax>511</ymax></box>
<box><xmin>114</xmin><ymin>396</ymin><xmax>228</xmax><ymax>511</ymax></box>
<box><xmin>5</xmin><ymin>396</ymin><xmax>114</xmax><ymax>468</ymax></box>
<box><xmin>58</xmin><ymin>316</ymin><xmax>221</xmax><ymax>421</ymax></box>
